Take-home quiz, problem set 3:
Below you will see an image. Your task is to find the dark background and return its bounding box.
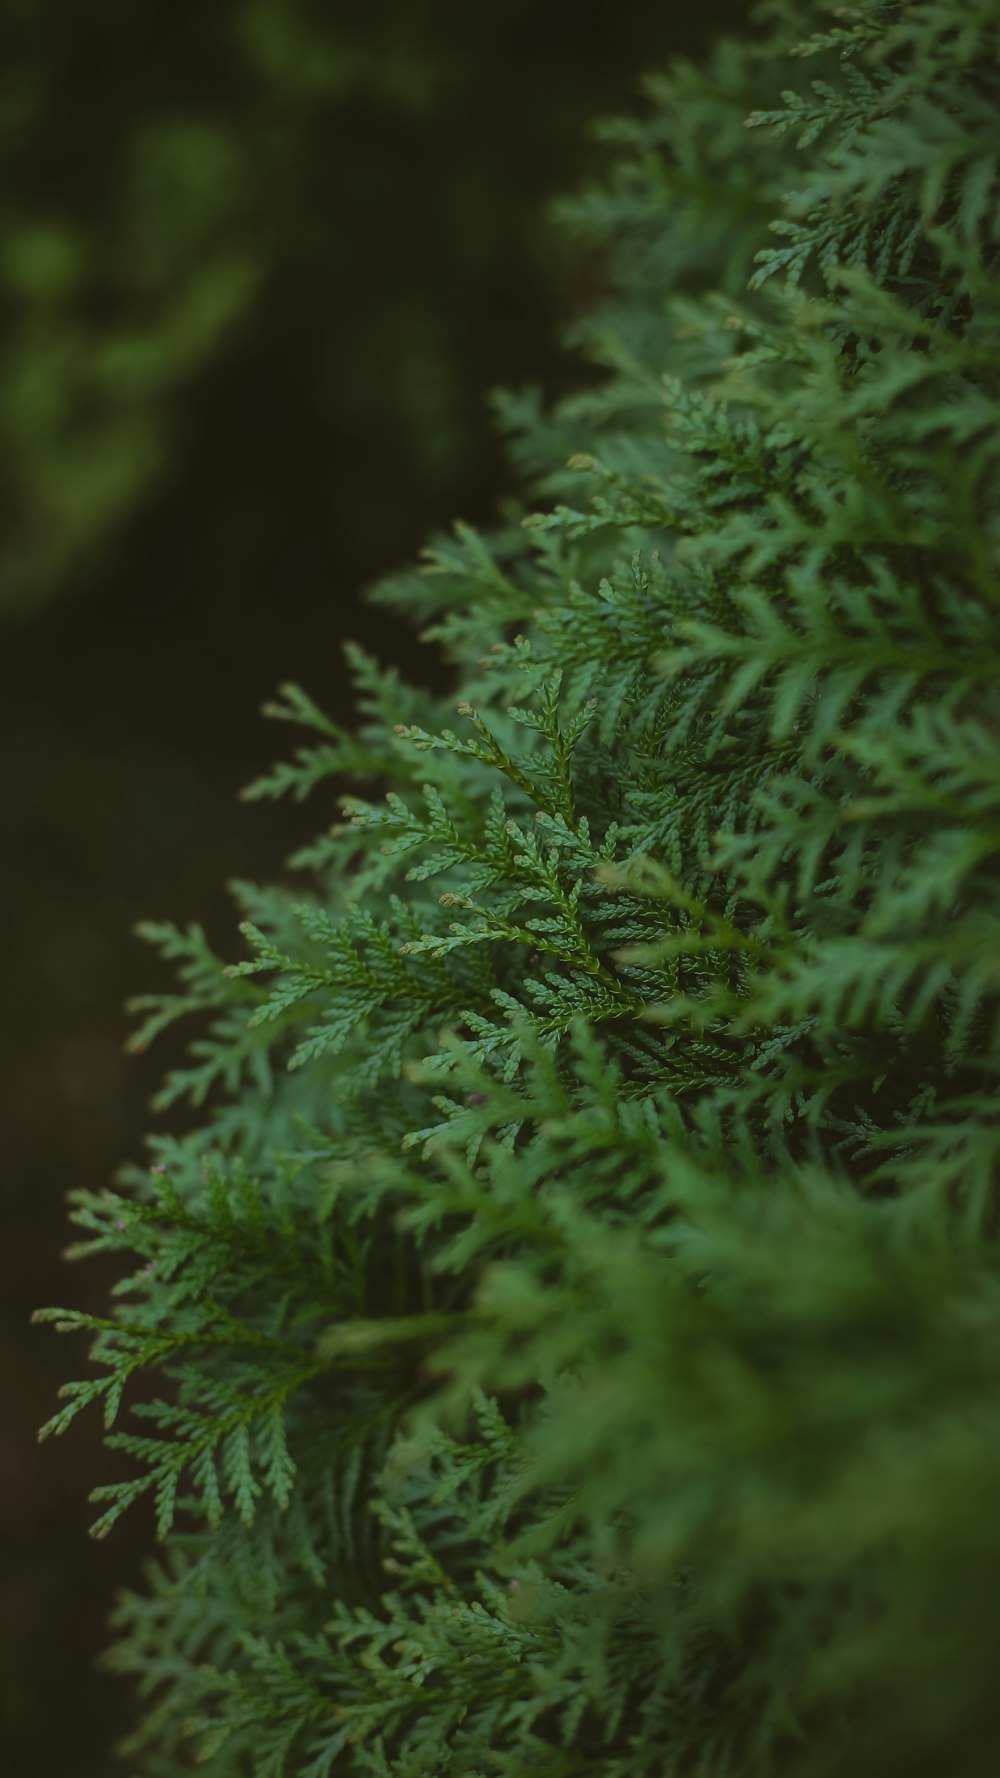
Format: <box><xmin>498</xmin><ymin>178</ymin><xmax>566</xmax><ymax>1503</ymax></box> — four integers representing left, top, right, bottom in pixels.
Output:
<box><xmin>0</xmin><ymin>3</ymin><xmax>739</xmax><ymax>1769</ymax></box>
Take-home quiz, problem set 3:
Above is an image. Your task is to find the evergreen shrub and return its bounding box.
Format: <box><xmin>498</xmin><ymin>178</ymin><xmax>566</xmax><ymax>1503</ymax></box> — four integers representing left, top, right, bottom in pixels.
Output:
<box><xmin>40</xmin><ymin>2</ymin><xmax>1000</xmax><ymax>1771</ymax></box>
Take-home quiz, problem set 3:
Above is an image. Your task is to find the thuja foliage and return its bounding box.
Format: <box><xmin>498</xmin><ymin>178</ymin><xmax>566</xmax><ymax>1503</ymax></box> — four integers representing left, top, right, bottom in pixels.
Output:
<box><xmin>40</xmin><ymin>2</ymin><xmax>1000</xmax><ymax>1772</ymax></box>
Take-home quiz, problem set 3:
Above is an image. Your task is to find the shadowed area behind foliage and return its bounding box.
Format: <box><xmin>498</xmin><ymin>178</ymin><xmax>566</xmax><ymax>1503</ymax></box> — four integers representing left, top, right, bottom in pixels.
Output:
<box><xmin>0</xmin><ymin>2</ymin><xmax>742</xmax><ymax>1769</ymax></box>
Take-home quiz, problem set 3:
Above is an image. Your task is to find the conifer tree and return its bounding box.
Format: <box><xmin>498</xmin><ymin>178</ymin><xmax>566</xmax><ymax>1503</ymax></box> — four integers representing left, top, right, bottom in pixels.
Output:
<box><xmin>39</xmin><ymin>2</ymin><xmax>1000</xmax><ymax>1772</ymax></box>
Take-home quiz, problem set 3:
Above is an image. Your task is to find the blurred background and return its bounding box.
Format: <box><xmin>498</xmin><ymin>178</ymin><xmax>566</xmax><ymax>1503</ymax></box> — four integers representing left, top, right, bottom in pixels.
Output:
<box><xmin>0</xmin><ymin>2</ymin><xmax>739</xmax><ymax>1769</ymax></box>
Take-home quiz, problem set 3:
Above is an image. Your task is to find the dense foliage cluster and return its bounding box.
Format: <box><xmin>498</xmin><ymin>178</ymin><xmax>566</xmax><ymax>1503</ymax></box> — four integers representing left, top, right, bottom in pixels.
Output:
<box><xmin>42</xmin><ymin>2</ymin><xmax>1000</xmax><ymax>1772</ymax></box>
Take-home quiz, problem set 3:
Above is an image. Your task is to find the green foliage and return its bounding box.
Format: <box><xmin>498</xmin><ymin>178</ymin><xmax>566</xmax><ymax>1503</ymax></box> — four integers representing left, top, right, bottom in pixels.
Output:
<box><xmin>0</xmin><ymin>0</ymin><xmax>712</xmax><ymax>617</ymax></box>
<box><xmin>40</xmin><ymin>2</ymin><xmax>1000</xmax><ymax>1772</ymax></box>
